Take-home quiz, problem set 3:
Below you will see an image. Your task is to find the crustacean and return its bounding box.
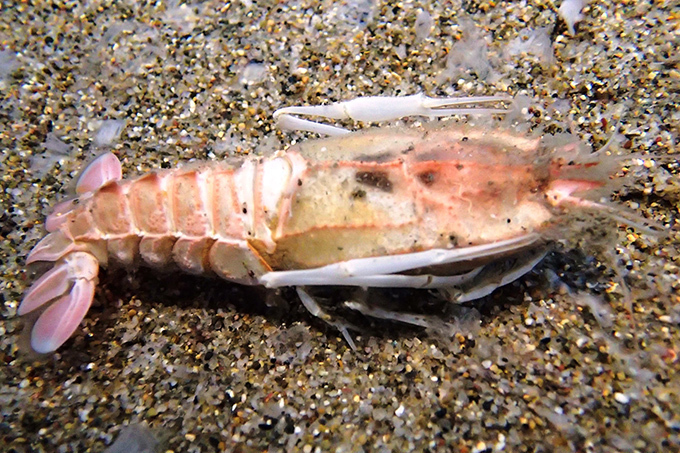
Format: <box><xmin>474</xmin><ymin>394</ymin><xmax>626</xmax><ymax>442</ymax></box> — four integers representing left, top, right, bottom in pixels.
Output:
<box><xmin>18</xmin><ymin>94</ymin><xmax>644</xmax><ymax>353</ymax></box>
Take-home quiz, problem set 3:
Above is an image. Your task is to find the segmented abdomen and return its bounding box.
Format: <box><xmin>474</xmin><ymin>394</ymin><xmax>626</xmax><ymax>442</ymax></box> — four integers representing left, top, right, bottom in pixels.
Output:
<box><xmin>70</xmin><ymin>161</ymin><xmax>285</xmax><ymax>283</ymax></box>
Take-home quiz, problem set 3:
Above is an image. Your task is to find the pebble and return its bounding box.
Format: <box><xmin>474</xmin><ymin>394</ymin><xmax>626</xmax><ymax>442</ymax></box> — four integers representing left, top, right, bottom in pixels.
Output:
<box><xmin>614</xmin><ymin>393</ymin><xmax>630</xmax><ymax>405</ymax></box>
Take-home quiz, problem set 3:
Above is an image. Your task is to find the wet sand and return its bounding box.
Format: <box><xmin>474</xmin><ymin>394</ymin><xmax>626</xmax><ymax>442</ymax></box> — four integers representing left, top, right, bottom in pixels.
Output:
<box><xmin>1</xmin><ymin>1</ymin><xmax>678</xmax><ymax>452</ymax></box>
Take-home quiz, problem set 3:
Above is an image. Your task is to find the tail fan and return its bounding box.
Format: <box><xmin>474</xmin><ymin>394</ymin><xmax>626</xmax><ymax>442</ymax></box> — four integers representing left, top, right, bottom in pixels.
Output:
<box><xmin>19</xmin><ymin>252</ymin><xmax>99</xmax><ymax>353</ymax></box>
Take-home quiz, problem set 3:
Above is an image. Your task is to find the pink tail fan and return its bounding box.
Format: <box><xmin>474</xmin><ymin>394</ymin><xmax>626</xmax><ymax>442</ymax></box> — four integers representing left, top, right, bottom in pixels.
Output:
<box><xmin>18</xmin><ymin>152</ymin><xmax>122</xmax><ymax>353</ymax></box>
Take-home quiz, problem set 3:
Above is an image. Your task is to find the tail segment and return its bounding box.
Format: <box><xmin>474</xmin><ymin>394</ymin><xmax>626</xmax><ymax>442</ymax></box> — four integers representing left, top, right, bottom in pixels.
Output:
<box><xmin>19</xmin><ymin>252</ymin><xmax>99</xmax><ymax>353</ymax></box>
<box><xmin>19</xmin><ymin>152</ymin><xmax>121</xmax><ymax>353</ymax></box>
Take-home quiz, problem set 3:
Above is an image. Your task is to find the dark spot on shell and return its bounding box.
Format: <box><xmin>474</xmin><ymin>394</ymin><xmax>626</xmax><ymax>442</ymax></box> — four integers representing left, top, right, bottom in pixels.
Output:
<box><xmin>355</xmin><ymin>171</ymin><xmax>393</xmax><ymax>192</ymax></box>
<box><xmin>462</xmin><ymin>136</ymin><xmax>468</xmax><ymax>141</ymax></box>
<box><xmin>456</xmin><ymin>163</ymin><xmax>464</xmax><ymax>170</ymax></box>
<box><xmin>351</xmin><ymin>189</ymin><xmax>367</xmax><ymax>199</ymax></box>
<box><xmin>297</xmin><ymin>179</ymin><xmax>302</xmax><ymax>186</ymax></box>
<box><xmin>418</xmin><ymin>171</ymin><xmax>437</xmax><ymax>186</ymax></box>
<box><xmin>356</xmin><ymin>152</ymin><xmax>394</xmax><ymax>163</ymax></box>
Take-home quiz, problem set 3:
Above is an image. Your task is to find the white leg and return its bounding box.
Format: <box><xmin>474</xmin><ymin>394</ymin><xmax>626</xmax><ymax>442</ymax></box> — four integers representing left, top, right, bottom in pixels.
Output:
<box><xmin>294</xmin><ymin>246</ymin><xmax>546</xmax><ymax>347</ymax></box>
<box><xmin>296</xmin><ymin>287</ymin><xmax>357</xmax><ymax>350</ymax></box>
<box><xmin>275</xmin><ymin>114</ymin><xmax>352</xmax><ymax>137</ymax></box>
<box><xmin>259</xmin><ymin>233</ymin><xmax>540</xmax><ymax>288</ymax></box>
<box><xmin>341</xmin><ymin>249</ymin><xmax>546</xmax><ymax>334</ymax></box>
<box><xmin>344</xmin><ymin>301</ymin><xmax>454</xmax><ymax>334</ymax></box>
<box><xmin>441</xmin><ymin>248</ymin><xmax>547</xmax><ymax>303</ymax></box>
<box><xmin>274</xmin><ymin>93</ymin><xmax>511</xmax><ymax>136</ymax></box>
<box><xmin>264</xmin><ymin>267</ymin><xmax>482</xmax><ymax>289</ymax></box>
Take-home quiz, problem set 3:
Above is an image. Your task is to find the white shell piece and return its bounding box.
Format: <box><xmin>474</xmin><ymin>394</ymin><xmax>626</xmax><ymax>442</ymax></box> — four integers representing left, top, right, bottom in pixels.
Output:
<box><xmin>233</xmin><ymin>159</ymin><xmax>256</xmax><ymax>235</ymax></box>
<box><xmin>260</xmin><ymin>157</ymin><xmax>292</xmax><ymax>219</ymax></box>
<box><xmin>559</xmin><ymin>0</ymin><xmax>586</xmax><ymax>35</ymax></box>
<box><xmin>93</xmin><ymin>119</ymin><xmax>126</xmax><ymax>147</ymax></box>
<box><xmin>259</xmin><ymin>234</ymin><xmax>540</xmax><ymax>288</ymax></box>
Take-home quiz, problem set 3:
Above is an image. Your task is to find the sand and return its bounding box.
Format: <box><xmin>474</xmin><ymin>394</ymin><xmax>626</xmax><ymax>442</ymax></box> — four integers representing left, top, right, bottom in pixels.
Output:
<box><xmin>1</xmin><ymin>1</ymin><xmax>678</xmax><ymax>452</ymax></box>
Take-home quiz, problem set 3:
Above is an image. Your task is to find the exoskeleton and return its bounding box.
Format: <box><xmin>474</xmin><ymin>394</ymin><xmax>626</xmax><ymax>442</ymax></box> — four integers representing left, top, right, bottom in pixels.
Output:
<box><xmin>18</xmin><ymin>94</ymin><xmax>645</xmax><ymax>352</ymax></box>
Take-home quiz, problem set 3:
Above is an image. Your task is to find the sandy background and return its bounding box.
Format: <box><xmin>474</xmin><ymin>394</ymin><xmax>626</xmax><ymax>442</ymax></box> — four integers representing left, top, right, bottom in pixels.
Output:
<box><xmin>1</xmin><ymin>1</ymin><xmax>678</xmax><ymax>452</ymax></box>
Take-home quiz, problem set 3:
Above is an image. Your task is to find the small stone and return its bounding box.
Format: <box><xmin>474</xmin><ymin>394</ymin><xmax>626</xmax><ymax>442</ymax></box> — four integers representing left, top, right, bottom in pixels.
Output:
<box><xmin>614</xmin><ymin>393</ymin><xmax>630</xmax><ymax>404</ymax></box>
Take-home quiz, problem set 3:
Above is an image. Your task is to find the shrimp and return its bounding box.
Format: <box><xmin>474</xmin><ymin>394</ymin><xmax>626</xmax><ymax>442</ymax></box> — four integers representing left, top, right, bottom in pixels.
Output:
<box><xmin>18</xmin><ymin>94</ymin><xmax>641</xmax><ymax>353</ymax></box>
